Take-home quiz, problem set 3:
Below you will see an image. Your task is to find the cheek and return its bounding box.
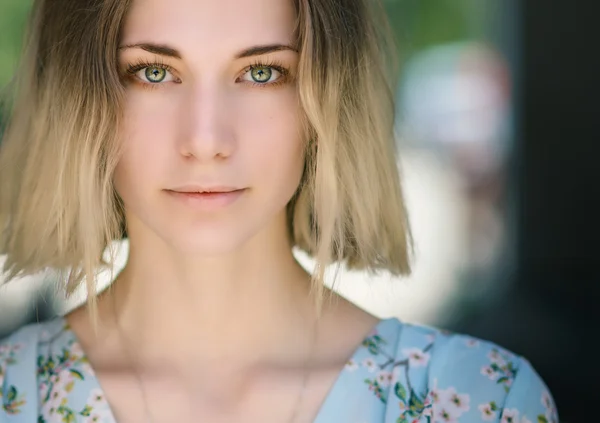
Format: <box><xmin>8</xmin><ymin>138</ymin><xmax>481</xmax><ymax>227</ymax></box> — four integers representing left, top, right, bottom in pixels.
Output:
<box><xmin>121</xmin><ymin>91</ymin><xmax>180</xmax><ymax>150</ymax></box>
<box><xmin>114</xmin><ymin>95</ymin><xmax>178</xmax><ymax>188</ymax></box>
<box><xmin>237</xmin><ymin>89</ymin><xmax>305</xmax><ymax>180</ymax></box>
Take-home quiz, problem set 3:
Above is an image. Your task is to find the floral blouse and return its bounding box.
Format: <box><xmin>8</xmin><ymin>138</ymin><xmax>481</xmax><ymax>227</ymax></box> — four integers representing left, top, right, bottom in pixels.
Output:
<box><xmin>0</xmin><ymin>317</ymin><xmax>558</xmax><ymax>422</ymax></box>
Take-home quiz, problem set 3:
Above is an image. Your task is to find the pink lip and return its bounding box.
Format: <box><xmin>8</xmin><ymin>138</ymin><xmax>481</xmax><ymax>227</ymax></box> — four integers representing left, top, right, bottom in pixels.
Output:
<box><xmin>169</xmin><ymin>185</ymin><xmax>242</xmax><ymax>193</ymax></box>
<box><xmin>166</xmin><ymin>188</ymin><xmax>246</xmax><ymax>210</ymax></box>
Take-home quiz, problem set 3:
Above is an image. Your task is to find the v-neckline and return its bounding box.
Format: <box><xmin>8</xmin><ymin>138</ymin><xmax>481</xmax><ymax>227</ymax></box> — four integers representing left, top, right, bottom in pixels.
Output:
<box><xmin>54</xmin><ymin>316</ymin><xmax>399</xmax><ymax>422</ymax></box>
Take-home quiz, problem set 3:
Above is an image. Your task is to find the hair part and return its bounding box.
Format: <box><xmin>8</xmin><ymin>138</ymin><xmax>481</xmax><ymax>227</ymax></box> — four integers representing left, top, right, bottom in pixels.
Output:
<box><xmin>1</xmin><ymin>0</ymin><xmax>412</xmax><ymax>321</ymax></box>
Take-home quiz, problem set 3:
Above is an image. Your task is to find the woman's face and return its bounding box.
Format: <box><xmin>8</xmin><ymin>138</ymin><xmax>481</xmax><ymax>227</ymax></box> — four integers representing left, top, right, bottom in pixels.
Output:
<box><xmin>114</xmin><ymin>0</ymin><xmax>304</xmax><ymax>254</ymax></box>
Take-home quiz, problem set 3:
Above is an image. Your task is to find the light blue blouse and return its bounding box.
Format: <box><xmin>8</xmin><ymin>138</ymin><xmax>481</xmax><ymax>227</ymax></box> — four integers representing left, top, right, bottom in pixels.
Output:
<box><xmin>0</xmin><ymin>317</ymin><xmax>558</xmax><ymax>422</ymax></box>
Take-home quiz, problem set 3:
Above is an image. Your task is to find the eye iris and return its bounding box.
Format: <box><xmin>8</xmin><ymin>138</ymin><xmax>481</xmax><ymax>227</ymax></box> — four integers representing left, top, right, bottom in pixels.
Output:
<box><xmin>251</xmin><ymin>66</ymin><xmax>272</xmax><ymax>83</ymax></box>
<box><xmin>145</xmin><ymin>67</ymin><xmax>166</xmax><ymax>83</ymax></box>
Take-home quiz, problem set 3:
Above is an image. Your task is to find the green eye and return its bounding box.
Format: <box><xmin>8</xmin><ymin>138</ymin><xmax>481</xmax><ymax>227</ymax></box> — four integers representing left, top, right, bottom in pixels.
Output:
<box><xmin>250</xmin><ymin>66</ymin><xmax>273</xmax><ymax>83</ymax></box>
<box><xmin>145</xmin><ymin>67</ymin><xmax>167</xmax><ymax>83</ymax></box>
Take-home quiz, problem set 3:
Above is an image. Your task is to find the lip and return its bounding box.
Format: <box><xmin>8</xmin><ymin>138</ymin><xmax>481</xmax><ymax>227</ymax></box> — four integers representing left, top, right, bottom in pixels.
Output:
<box><xmin>168</xmin><ymin>185</ymin><xmax>243</xmax><ymax>194</ymax></box>
<box><xmin>165</xmin><ymin>187</ymin><xmax>247</xmax><ymax>210</ymax></box>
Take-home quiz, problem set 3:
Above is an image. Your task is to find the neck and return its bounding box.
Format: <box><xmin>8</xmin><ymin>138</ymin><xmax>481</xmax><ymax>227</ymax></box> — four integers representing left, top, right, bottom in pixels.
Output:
<box><xmin>101</xmin><ymin>224</ymin><xmax>318</xmax><ymax>372</ymax></box>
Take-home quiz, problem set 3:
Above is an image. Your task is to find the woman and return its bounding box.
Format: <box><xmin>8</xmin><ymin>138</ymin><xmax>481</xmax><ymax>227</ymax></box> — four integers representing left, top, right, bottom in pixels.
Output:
<box><xmin>0</xmin><ymin>0</ymin><xmax>558</xmax><ymax>422</ymax></box>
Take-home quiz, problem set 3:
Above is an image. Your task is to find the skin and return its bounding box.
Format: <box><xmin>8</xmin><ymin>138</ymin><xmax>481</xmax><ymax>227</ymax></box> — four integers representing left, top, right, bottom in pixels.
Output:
<box><xmin>66</xmin><ymin>0</ymin><xmax>380</xmax><ymax>421</ymax></box>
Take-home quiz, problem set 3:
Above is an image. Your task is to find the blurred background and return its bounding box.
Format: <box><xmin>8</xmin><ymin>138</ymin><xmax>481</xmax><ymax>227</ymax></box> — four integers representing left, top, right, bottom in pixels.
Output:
<box><xmin>1</xmin><ymin>0</ymin><xmax>596</xmax><ymax>421</ymax></box>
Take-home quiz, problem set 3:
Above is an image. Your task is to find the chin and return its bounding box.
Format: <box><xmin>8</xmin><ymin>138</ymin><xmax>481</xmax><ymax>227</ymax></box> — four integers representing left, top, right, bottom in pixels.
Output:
<box><xmin>175</xmin><ymin>236</ymin><xmax>249</xmax><ymax>256</ymax></box>
<box><xmin>162</xmin><ymin>220</ymin><xmax>260</xmax><ymax>257</ymax></box>
<box><xmin>126</xmin><ymin>195</ymin><xmax>289</xmax><ymax>257</ymax></box>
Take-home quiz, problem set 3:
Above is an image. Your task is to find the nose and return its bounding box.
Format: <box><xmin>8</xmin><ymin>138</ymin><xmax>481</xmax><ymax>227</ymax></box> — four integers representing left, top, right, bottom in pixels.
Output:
<box><xmin>177</xmin><ymin>83</ymin><xmax>235</xmax><ymax>161</ymax></box>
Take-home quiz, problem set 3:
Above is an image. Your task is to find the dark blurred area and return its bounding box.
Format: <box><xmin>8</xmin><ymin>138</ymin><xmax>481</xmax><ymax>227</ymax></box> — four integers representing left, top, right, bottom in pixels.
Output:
<box><xmin>1</xmin><ymin>1</ymin><xmax>596</xmax><ymax>421</ymax></box>
<box><xmin>446</xmin><ymin>1</ymin><xmax>597</xmax><ymax>422</ymax></box>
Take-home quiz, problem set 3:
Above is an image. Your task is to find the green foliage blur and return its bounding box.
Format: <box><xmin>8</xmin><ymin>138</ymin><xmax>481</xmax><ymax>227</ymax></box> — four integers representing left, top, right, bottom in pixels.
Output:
<box><xmin>0</xmin><ymin>0</ymin><xmax>33</xmax><ymax>90</ymax></box>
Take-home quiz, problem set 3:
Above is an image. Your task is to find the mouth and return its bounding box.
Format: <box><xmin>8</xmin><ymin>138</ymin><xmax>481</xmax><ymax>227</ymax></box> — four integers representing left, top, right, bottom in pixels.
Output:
<box><xmin>168</xmin><ymin>186</ymin><xmax>244</xmax><ymax>194</ymax></box>
<box><xmin>165</xmin><ymin>187</ymin><xmax>247</xmax><ymax>208</ymax></box>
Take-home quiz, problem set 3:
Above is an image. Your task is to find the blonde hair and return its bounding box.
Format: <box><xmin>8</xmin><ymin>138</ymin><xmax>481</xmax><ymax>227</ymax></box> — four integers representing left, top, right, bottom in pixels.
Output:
<box><xmin>0</xmin><ymin>0</ymin><xmax>413</xmax><ymax>315</ymax></box>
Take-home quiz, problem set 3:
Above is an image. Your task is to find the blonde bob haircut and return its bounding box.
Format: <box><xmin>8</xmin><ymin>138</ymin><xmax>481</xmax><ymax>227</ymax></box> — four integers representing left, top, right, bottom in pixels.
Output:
<box><xmin>0</xmin><ymin>0</ymin><xmax>413</xmax><ymax>313</ymax></box>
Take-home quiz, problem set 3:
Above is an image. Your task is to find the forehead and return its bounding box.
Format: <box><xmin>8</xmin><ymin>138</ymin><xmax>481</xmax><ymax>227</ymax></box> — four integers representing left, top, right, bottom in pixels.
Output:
<box><xmin>121</xmin><ymin>0</ymin><xmax>296</xmax><ymax>57</ymax></box>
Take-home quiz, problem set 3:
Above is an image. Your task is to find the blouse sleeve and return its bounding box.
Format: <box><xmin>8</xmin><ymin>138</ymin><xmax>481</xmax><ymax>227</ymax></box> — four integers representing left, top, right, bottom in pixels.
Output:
<box><xmin>500</xmin><ymin>357</ymin><xmax>559</xmax><ymax>423</ymax></box>
<box><xmin>0</xmin><ymin>326</ymin><xmax>42</xmax><ymax>422</ymax></box>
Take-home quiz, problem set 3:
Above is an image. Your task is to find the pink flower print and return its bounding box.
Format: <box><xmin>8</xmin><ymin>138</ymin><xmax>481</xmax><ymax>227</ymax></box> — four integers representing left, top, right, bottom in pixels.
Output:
<box><xmin>478</xmin><ymin>403</ymin><xmax>497</xmax><ymax>421</ymax></box>
<box><xmin>392</xmin><ymin>365</ymin><xmax>404</xmax><ymax>382</ymax></box>
<box><xmin>430</xmin><ymin>387</ymin><xmax>442</xmax><ymax>405</ymax></box>
<box><xmin>434</xmin><ymin>407</ymin><xmax>459</xmax><ymax>423</ymax></box>
<box><xmin>446</xmin><ymin>389</ymin><xmax>470</xmax><ymax>413</ymax></box>
<box><xmin>423</xmin><ymin>392</ymin><xmax>432</xmax><ymax>408</ymax></box>
<box><xmin>429</xmin><ymin>378</ymin><xmax>445</xmax><ymax>406</ymax></box>
<box><xmin>465</xmin><ymin>338</ymin><xmax>480</xmax><ymax>348</ymax></box>
<box><xmin>48</xmin><ymin>373</ymin><xmax>60</xmax><ymax>386</ymax></box>
<box><xmin>420</xmin><ymin>394</ymin><xmax>434</xmax><ymax>418</ymax></box>
<box><xmin>540</xmin><ymin>390</ymin><xmax>558</xmax><ymax>422</ymax></box>
<box><xmin>488</xmin><ymin>349</ymin><xmax>507</xmax><ymax>366</ymax></box>
<box><xmin>69</xmin><ymin>341</ymin><xmax>85</xmax><ymax>358</ymax></box>
<box><xmin>345</xmin><ymin>358</ymin><xmax>359</xmax><ymax>372</ymax></box>
<box><xmin>41</xmin><ymin>390</ymin><xmax>63</xmax><ymax>419</ymax></box>
<box><xmin>84</xmin><ymin>409</ymin><xmax>113</xmax><ymax>423</ymax></box>
<box><xmin>84</xmin><ymin>414</ymin><xmax>104</xmax><ymax>423</ymax></box>
<box><xmin>402</xmin><ymin>347</ymin><xmax>431</xmax><ymax>367</ymax></box>
<box><xmin>46</xmin><ymin>387</ymin><xmax>63</xmax><ymax>406</ymax></box>
<box><xmin>81</xmin><ymin>361</ymin><xmax>94</xmax><ymax>376</ymax></box>
<box><xmin>362</xmin><ymin>358</ymin><xmax>377</xmax><ymax>373</ymax></box>
<box><xmin>520</xmin><ymin>417</ymin><xmax>533</xmax><ymax>423</ymax></box>
<box><xmin>422</xmin><ymin>405</ymin><xmax>433</xmax><ymax>418</ymax></box>
<box><xmin>375</xmin><ymin>371</ymin><xmax>393</xmax><ymax>388</ymax></box>
<box><xmin>87</xmin><ymin>389</ymin><xmax>107</xmax><ymax>408</ymax></box>
<box><xmin>54</xmin><ymin>369</ymin><xmax>76</xmax><ymax>393</ymax></box>
<box><xmin>39</xmin><ymin>381</ymin><xmax>51</xmax><ymax>401</ymax></box>
<box><xmin>500</xmin><ymin>408</ymin><xmax>520</xmax><ymax>423</ymax></box>
<box><xmin>541</xmin><ymin>390</ymin><xmax>553</xmax><ymax>409</ymax></box>
<box><xmin>481</xmin><ymin>365</ymin><xmax>499</xmax><ymax>380</ymax></box>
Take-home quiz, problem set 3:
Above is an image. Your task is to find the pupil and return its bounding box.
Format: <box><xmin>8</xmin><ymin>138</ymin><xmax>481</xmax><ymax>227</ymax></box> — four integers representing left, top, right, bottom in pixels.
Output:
<box><xmin>252</xmin><ymin>67</ymin><xmax>272</xmax><ymax>83</ymax></box>
<box><xmin>146</xmin><ymin>67</ymin><xmax>165</xmax><ymax>83</ymax></box>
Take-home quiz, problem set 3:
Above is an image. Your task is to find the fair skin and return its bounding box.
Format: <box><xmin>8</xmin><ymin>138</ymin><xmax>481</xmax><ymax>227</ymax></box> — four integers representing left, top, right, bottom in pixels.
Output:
<box><xmin>66</xmin><ymin>0</ymin><xmax>379</xmax><ymax>421</ymax></box>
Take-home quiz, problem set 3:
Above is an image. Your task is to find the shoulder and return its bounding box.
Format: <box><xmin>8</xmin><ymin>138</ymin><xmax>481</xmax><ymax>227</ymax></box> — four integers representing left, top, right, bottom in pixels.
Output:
<box><xmin>341</xmin><ymin>318</ymin><xmax>559</xmax><ymax>423</ymax></box>
<box><xmin>418</xmin><ymin>322</ymin><xmax>558</xmax><ymax>423</ymax></box>
<box><xmin>0</xmin><ymin>318</ymin><xmax>68</xmax><ymax>420</ymax></box>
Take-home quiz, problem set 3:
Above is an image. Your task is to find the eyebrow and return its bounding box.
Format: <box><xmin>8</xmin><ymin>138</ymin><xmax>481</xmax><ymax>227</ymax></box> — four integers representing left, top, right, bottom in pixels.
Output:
<box><xmin>117</xmin><ymin>43</ymin><xmax>297</xmax><ymax>60</ymax></box>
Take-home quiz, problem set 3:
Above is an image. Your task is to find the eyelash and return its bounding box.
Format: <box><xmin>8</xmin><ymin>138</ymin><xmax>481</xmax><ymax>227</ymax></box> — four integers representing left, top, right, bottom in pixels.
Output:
<box><xmin>122</xmin><ymin>58</ymin><xmax>290</xmax><ymax>91</ymax></box>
